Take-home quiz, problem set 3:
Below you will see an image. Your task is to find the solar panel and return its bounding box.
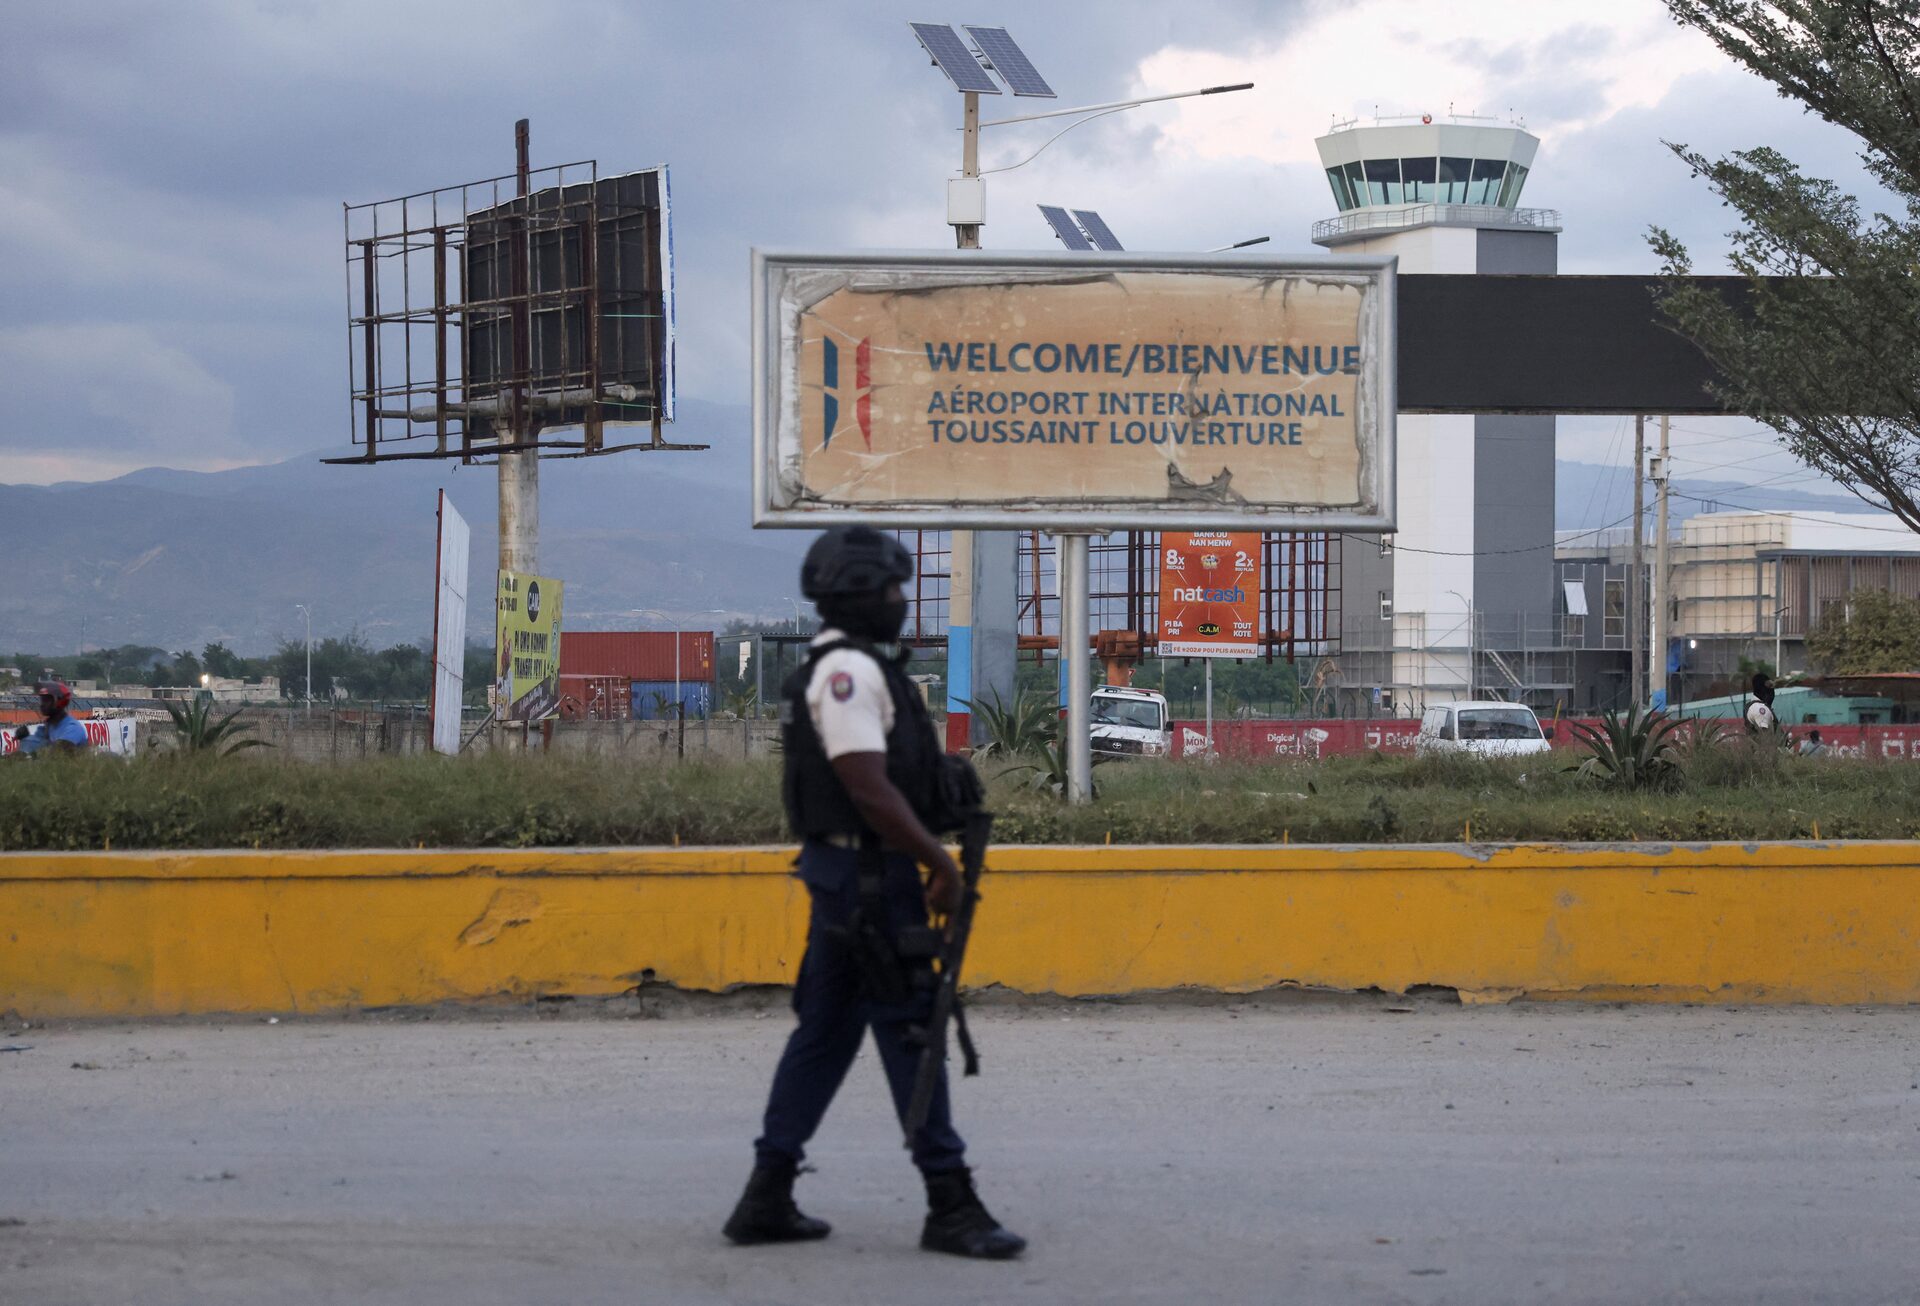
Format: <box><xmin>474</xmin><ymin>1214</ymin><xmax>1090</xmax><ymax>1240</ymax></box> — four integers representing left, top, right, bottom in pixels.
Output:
<box><xmin>963</xmin><ymin>26</ymin><xmax>1055</xmax><ymax>98</ymax></box>
<box><xmin>1074</xmin><ymin>209</ymin><xmax>1124</xmax><ymax>251</ymax></box>
<box><xmin>1038</xmin><ymin>205</ymin><xmax>1092</xmax><ymax>250</ymax></box>
<box><xmin>910</xmin><ymin>22</ymin><xmax>1000</xmax><ymax>94</ymax></box>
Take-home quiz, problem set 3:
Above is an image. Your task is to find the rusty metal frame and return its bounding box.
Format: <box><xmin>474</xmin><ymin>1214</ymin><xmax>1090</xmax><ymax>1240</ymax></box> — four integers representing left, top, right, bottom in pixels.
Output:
<box><xmin>339</xmin><ymin>142</ymin><xmax>696</xmax><ymax>465</ymax></box>
<box><xmin>896</xmin><ymin>530</ymin><xmax>1341</xmax><ymax>661</ymax></box>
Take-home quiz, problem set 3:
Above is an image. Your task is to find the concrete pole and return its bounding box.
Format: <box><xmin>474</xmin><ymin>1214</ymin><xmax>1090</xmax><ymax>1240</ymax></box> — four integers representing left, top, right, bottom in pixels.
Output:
<box><xmin>499</xmin><ymin>117</ymin><xmax>539</xmax><ymax>580</ymax></box>
<box><xmin>1629</xmin><ymin>415</ymin><xmax>1645</xmax><ymax>709</ymax></box>
<box><xmin>1060</xmin><ymin>533</ymin><xmax>1092</xmax><ymax>803</ymax></box>
<box><xmin>1652</xmin><ymin>414</ymin><xmax>1671</xmax><ymax>707</ymax></box>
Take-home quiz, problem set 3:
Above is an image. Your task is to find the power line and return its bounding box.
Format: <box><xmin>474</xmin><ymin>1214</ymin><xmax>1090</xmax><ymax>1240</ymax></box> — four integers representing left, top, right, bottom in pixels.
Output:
<box><xmin>1666</xmin><ymin>489</ymin><xmax>1918</xmax><ymax>534</ymax></box>
<box><xmin>1353</xmin><ymin>508</ymin><xmax>1641</xmax><ymax>558</ymax></box>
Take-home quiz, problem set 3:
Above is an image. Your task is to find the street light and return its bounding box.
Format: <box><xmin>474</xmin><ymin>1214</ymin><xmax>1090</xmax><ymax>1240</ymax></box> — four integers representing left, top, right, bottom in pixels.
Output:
<box><xmin>1446</xmin><ymin>590</ymin><xmax>1475</xmax><ymax>699</ymax></box>
<box><xmin>294</xmin><ymin>604</ymin><xmax>313</xmax><ymax>717</ymax></box>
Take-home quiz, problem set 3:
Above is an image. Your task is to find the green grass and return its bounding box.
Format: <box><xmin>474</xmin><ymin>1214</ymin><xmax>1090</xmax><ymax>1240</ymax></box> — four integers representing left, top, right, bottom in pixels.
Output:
<box><xmin>1</xmin><ymin>747</ymin><xmax>1916</xmax><ymax>852</ymax></box>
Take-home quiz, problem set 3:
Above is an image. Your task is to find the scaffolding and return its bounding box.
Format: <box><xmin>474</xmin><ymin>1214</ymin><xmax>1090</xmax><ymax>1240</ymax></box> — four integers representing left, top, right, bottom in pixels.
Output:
<box><xmin>895</xmin><ymin>530</ymin><xmax>1342</xmax><ymax>662</ymax></box>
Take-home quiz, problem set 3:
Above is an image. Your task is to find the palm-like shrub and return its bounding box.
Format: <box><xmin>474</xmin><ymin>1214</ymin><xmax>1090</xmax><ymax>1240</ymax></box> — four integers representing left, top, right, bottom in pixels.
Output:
<box><xmin>1567</xmin><ymin>705</ymin><xmax>1682</xmax><ymax>789</ymax></box>
<box><xmin>960</xmin><ymin>687</ymin><xmax>1057</xmax><ymax>761</ymax></box>
<box><xmin>164</xmin><ymin>697</ymin><xmax>269</xmax><ymax>756</ymax></box>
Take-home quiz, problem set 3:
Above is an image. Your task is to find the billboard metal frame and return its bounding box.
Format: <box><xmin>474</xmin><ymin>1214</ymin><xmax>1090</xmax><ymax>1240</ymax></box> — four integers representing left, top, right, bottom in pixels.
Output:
<box><xmin>751</xmin><ymin>247</ymin><xmax>1397</xmax><ymax>532</ymax></box>
<box><xmin>340</xmin><ymin>159</ymin><xmax>690</xmax><ymax>465</ymax></box>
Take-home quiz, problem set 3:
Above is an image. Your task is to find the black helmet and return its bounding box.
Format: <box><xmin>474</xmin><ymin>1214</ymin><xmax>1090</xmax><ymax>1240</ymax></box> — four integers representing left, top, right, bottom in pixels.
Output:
<box><xmin>801</xmin><ymin>526</ymin><xmax>913</xmax><ymax>600</ymax></box>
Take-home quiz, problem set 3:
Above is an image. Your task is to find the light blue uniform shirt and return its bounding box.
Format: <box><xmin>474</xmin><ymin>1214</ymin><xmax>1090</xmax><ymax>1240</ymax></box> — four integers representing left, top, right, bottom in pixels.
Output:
<box><xmin>18</xmin><ymin>716</ymin><xmax>90</xmax><ymax>754</ymax></box>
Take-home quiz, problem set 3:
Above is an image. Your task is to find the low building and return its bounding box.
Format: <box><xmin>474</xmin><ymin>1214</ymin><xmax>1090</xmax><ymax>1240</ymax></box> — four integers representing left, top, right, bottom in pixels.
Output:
<box><xmin>1556</xmin><ymin>510</ymin><xmax>1920</xmax><ymax>710</ymax></box>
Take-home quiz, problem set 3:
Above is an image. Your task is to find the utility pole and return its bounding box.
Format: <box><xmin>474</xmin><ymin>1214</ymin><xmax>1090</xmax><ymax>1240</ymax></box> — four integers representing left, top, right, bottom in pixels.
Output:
<box><xmin>947</xmin><ymin>89</ymin><xmax>983</xmax><ymax>749</ymax></box>
<box><xmin>1629</xmin><ymin>415</ymin><xmax>1645</xmax><ymax>708</ymax></box>
<box><xmin>1651</xmin><ymin>414</ymin><xmax>1671</xmax><ymax>708</ymax></box>
<box><xmin>497</xmin><ymin>117</ymin><xmax>539</xmax><ymax>578</ymax></box>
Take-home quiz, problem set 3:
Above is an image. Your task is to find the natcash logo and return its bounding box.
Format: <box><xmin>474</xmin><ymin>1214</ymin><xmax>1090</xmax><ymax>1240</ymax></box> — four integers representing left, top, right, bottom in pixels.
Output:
<box><xmin>822</xmin><ymin>337</ymin><xmax>872</xmax><ymax>449</ymax></box>
<box><xmin>1172</xmin><ymin>586</ymin><xmax>1247</xmax><ymax>604</ymax></box>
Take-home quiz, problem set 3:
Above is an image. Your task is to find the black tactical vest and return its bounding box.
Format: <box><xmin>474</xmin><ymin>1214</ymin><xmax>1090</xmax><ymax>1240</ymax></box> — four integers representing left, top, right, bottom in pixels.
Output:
<box><xmin>781</xmin><ymin>637</ymin><xmax>945</xmax><ymax>839</ymax></box>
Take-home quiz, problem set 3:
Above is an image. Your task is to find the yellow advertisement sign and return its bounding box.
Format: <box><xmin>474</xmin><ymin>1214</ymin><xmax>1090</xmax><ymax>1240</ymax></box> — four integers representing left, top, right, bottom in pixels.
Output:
<box><xmin>496</xmin><ymin>571</ymin><xmax>564</xmax><ymax>721</ymax></box>
<box><xmin>754</xmin><ymin>251</ymin><xmax>1395</xmax><ymax>530</ymax></box>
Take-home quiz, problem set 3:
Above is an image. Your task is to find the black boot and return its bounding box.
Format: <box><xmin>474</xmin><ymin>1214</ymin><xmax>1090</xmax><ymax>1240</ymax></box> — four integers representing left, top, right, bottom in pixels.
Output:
<box><xmin>920</xmin><ymin>1166</ymin><xmax>1026</xmax><ymax>1260</ymax></box>
<box><xmin>723</xmin><ymin>1160</ymin><xmax>831</xmax><ymax>1245</ymax></box>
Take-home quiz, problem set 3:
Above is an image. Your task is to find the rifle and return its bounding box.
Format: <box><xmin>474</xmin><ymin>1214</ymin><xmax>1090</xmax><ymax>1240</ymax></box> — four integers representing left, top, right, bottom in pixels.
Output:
<box><xmin>902</xmin><ymin>808</ymin><xmax>993</xmax><ymax>1144</ymax></box>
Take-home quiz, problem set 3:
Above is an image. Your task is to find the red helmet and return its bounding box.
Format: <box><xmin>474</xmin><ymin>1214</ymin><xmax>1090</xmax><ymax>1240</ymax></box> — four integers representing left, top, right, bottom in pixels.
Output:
<box><xmin>34</xmin><ymin>680</ymin><xmax>71</xmax><ymax>713</ymax></box>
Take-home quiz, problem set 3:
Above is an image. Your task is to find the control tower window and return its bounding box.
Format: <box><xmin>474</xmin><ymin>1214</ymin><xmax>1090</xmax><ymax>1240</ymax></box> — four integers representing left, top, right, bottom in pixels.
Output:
<box><xmin>1326</xmin><ymin>166</ymin><xmax>1356</xmax><ymax>210</ymax></box>
<box><xmin>1438</xmin><ymin>157</ymin><xmax>1472</xmax><ymax>203</ymax></box>
<box><xmin>1343</xmin><ymin>161</ymin><xmax>1366</xmax><ymax>206</ymax></box>
<box><xmin>1498</xmin><ymin>162</ymin><xmax>1530</xmax><ymax>207</ymax></box>
<box><xmin>1469</xmin><ymin>158</ymin><xmax>1507</xmax><ymax>204</ymax></box>
<box><xmin>1363</xmin><ymin>158</ymin><xmax>1402</xmax><ymax>205</ymax></box>
<box><xmin>1399</xmin><ymin>156</ymin><xmax>1436</xmax><ymax>203</ymax></box>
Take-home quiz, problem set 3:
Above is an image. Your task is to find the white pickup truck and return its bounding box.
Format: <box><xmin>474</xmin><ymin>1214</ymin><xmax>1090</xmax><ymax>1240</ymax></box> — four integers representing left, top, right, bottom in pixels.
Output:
<box><xmin>1413</xmin><ymin>701</ymin><xmax>1555</xmax><ymax>758</ymax></box>
<box><xmin>1090</xmin><ymin>684</ymin><xmax>1171</xmax><ymax>759</ymax></box>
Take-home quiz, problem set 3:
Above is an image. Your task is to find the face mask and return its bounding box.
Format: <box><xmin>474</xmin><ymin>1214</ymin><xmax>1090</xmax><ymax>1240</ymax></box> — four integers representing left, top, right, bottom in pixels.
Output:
<box><xmin>824</xmin><ymin>594</ymin><xmax>908</xmax><ymax>642</ymax></box>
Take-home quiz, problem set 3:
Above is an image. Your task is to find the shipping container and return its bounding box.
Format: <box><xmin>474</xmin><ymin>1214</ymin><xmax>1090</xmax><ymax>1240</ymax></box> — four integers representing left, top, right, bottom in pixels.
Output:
<box><xmin>630</xmin><ymin>679</ymin><xmax>713</xmax><ymax>721</ymax></box>
<box><xmin>561</xmin><ymin>631</ymin><xmax>715</xmax><ymax>683</ymax></box>
<box><xmin>557</xmin><ymin>674</ymin><xmax>631</xmax><ymax>721</ymax></box>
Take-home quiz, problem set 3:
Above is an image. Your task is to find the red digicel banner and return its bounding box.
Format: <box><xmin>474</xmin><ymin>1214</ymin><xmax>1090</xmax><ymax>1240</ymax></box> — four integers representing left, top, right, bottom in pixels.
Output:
<box><xmin>1158</xmin><ymin>531</ymin><xmax>1260</xmax><ymax>658</ymax></box>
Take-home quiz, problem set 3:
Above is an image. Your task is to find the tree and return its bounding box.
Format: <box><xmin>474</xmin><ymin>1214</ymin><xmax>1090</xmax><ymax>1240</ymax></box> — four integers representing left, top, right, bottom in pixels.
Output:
<box><xmin>1805</xmin><ymin>587</ymin><xmax>1920</xmax><ymax>671</ymax></box>
<box><xmin>202</xmin><ymin>642</ymin><xmax>248</xmax><ymax>678</ymax></box>
<box><xmin>1651</xmin><ymin>2</ymin><xmax>1920</xmax><ymax>531</ymax></box>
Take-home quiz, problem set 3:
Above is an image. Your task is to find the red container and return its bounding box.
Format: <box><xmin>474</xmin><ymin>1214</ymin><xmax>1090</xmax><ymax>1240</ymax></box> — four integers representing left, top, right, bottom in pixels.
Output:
<box><xmin>557</xmin><ymin>674</ymin><xmax>632</xmax><ymax>721</ymax></box>
<box><xmin>560</xmin><ymin>631</ymin><xmax>715</xmax><ymax>683</ymax></box>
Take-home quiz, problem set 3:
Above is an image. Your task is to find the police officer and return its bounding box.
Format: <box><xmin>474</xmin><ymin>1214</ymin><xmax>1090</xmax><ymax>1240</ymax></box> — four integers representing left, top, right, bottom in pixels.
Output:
<box><xmin>723</xmin><ymin>525</ymin><xmax>1025</xmax><ymax>1261</ymax></box>
<box><xmin>10</xmin><ymin>681</ymin><xmax>89</xmax><ymax>756</ymax></box>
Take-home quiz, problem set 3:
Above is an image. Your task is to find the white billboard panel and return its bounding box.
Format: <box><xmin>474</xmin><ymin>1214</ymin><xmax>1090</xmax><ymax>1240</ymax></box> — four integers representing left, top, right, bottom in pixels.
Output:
<box><xmin>752</xmin><ymin>249</ymin><xmax>1396</xmax><ymax>531</ymax></box>
<box><xmin>430</xmin><ymin>490</ymin><xmax>471</xmax><ymax>755</ymax></box>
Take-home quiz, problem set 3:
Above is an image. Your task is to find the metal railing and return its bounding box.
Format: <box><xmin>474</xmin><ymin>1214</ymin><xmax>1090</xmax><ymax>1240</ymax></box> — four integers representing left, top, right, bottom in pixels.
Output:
<box><xmin>1311</xmin><ymin>205</ymin><xmax>1561</xmax><ymax>243</ymax></box>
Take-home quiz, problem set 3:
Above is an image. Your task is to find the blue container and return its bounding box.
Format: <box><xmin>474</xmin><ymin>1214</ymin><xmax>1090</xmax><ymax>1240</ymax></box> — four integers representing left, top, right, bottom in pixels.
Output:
<box><xmin>630</xmin><ymin>680</ymin><xmax>712</xmax><ymax>721</ymax></box>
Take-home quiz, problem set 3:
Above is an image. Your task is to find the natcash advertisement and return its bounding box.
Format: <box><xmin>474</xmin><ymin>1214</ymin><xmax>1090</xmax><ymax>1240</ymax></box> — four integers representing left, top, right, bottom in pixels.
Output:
<box><xmin>496</xmin><ymin>571</ymin><xmax>564</xmax><ymax>721</ymax></box>
<box><xmin>1158</xmin><ymin>531</ymin><xmax>1260</xmax><ymax>658</ymax></box>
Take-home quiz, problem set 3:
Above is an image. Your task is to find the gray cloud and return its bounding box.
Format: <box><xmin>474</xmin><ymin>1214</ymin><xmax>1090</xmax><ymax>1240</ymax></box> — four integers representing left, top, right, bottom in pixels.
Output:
<box><xmin>0</xmin><ymin>0</ymin><xmax>1889</xmax><ymax>488</ymax></box>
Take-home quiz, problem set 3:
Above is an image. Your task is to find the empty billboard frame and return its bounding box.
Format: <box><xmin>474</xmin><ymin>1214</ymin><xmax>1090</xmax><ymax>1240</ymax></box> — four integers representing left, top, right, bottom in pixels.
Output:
<box><xmin>752</xmin><ymin>249</ymin><xmax>1396</xmax><ymax>531</ymax></box>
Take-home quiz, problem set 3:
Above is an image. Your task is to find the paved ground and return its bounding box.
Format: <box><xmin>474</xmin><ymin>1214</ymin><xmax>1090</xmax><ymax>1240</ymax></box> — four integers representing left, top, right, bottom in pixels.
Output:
<box><xmin>3</xmin><ymin>997</ymin><xmax>1918</xmax><ymax>1305</ymax></box>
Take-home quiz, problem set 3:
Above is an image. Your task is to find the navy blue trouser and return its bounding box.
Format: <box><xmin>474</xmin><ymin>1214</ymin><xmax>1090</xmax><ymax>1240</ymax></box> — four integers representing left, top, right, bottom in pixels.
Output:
<box><xmin>753</xmin><ymin>841</ymin><xmax>967</xmax><ymax>1174</ymax></box>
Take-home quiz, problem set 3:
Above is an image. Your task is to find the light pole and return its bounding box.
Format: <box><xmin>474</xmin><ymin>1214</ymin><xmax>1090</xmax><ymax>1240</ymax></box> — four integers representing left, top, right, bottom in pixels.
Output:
<box><xmin>1773</xmin><ymin>602</ymin><xmax>1791</xmax><ymax>678</ymax></box>
<box><xmin>294</xmin><ymin>604</ymin><xmax>313</xmax><ymax>716</ymax></box>
<box><xmin>1446</xmin><ymin>590</ymin><xmax>1474</xmax><ymax>699</ymax></box>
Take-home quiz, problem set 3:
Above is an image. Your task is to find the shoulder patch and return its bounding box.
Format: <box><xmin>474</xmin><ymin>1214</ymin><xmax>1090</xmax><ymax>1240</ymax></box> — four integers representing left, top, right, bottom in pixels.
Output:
<box><xmin>829</xmin><ymin>671</ymin><xmax>856</xmax><ymax>702</ymax></box>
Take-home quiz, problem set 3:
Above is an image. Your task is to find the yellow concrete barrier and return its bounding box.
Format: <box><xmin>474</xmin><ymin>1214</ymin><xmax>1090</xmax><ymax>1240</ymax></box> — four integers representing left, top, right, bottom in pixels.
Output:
<box><xmin>4</xmin><ymin>842</ymin><xmax>1919</xmax><ymax>1016</ymax></box>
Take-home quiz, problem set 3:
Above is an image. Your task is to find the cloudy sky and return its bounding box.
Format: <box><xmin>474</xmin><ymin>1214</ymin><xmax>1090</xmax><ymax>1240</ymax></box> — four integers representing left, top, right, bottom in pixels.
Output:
<box><xmin>0</xmin><ymin>0</ymin><xmax>1892</xmax><ymax>499</ymax></box>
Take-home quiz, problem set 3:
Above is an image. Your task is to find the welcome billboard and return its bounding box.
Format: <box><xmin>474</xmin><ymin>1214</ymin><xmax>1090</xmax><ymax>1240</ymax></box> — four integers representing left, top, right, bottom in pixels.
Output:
<box><xmin>752</xmin><ymin>249</ymin><xmax>1395</xmax><ymax>530</ymax></box>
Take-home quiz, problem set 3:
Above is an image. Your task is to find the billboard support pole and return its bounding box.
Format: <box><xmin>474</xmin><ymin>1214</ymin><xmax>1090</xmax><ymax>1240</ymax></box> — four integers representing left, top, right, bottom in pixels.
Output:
<box><xmin>1060</xmin><ymin>532</ymin><xmax>1092</xmax><ymax>804</ymax></box>
<box><xmin>1205</xmin><ymin>658</ymin><xmax>1214</xmax><ymax>756</ymax></box>
<box><xmin>499</xmin><ymin>117</ymin><xmax>539</xmax><ymax>578</ymax></box>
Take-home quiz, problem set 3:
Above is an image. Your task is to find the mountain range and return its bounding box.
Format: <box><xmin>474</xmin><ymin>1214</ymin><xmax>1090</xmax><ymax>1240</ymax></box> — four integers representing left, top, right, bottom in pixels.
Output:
<box><xmin>0</xmin><ymin>399</ymin><xmax>806</xmax><ymax>655</ymax></box>
<box><xmin>0</xmin><ymin>405</ymin><xmax>1888</xmax><ymax>655</ymax></box>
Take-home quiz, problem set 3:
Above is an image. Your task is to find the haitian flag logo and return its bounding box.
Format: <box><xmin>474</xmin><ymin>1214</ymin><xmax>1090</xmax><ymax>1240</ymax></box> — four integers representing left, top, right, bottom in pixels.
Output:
<box><xmin>822</xmin><ymin>336</ymin><xmax>872</xmax><ymax>449</ymax></box>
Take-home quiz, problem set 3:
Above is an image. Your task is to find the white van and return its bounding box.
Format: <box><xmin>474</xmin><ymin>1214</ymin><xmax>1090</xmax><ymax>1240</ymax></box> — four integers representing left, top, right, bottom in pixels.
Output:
<box><xmin>1415</xmin><ymin>701</ymin><xmax>1554</xmax><ymax>757</ymax></box>
<box><xmin>1090</xmin><ymin>685</ymin><xmax>1171</xmax><ymax>758</ymax></box>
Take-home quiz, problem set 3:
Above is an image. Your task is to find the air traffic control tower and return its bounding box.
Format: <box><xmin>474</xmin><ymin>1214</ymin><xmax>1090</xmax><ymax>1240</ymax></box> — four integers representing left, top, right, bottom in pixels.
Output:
<box><xmin>1313</xmin><ymin>114</ymin><xmax>1566</xmax><ymax>715</ymax></box>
